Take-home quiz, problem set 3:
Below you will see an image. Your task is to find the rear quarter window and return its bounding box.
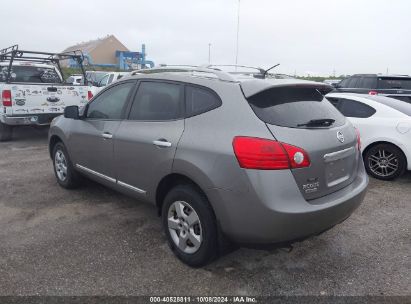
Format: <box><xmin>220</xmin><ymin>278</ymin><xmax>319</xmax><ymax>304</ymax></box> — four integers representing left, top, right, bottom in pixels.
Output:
<box><xmin>247</xmin><ymin>87</ymin><xmax>345</xmax><ymax>128</ymax></box>
<box><xmin>185</xmin><ymin>85</ymin><xmax>222</xmax><ymax>117</ymax></box>
<box><xmin>338</xmin><ymin>99</ymin><xmax>376</xmax><ymax>118</ymax></box>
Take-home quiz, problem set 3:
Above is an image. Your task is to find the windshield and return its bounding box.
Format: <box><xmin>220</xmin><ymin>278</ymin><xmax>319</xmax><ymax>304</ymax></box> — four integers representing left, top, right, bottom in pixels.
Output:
<box><xmin>247</xmin><ymin>87</ymin><xmax>345</xmax><ymax>128</ymax></box>
<box><xmin>0</xmin><ymin>65</ymin><xmax>61</xmax><ymax>83</ymax></box>
<box><xmin>379</xmin><ymin>78</ymin><xmax>411</xmax><ymax>90</ymax></box>
<box><xmin>86</xmin><ymin>72</ymin><xmax>107</xmax><ymax>85</ymax></box>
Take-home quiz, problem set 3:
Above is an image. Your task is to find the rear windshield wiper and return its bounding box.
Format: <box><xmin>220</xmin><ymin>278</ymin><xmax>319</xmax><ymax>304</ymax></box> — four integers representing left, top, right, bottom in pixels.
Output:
<box><xmin>297</xmin><ymin>118</ymin><xmax>335</xmax><ymax>127</ymax></box>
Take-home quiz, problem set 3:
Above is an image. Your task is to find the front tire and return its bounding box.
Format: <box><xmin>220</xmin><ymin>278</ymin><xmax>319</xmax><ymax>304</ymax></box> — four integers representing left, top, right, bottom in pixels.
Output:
<box><xmin>52</xmin><ymin>142</ymin><xmax>80</xmax><ymax>189</ymax></box>
<box><xmin>364</xmin><ymin>143</ymin><xmax>406</xmax><ymax>180</ymax></box>
<box><xmin>0</xmin><ymin>122</ymin><xmax>13</xmax><ymax>142</ymax></box>
<box><xmin>162</xmin><ymin>185</ymin><xmax>218</xmax><ymax>267</ymax></box>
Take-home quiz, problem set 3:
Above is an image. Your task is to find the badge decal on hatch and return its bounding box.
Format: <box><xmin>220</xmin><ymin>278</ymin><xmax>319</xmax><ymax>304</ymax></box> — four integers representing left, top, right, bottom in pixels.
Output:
<box><xmin>302</xmin><ymin>178</ymin><xmax>320</xmax><ymax>194</ymax></box>
<box><xmin>337</xmin><ymin>131</ymin><xmax>345</xmax><ymax>143</ymax></box>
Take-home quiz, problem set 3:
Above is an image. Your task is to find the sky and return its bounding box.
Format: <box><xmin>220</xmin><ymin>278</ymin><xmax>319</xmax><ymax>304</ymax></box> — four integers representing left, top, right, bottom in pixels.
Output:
<box><xmin>2</xmin><ymin>0</ymin><xmax>410</xmax><ymax>77</ymax></box>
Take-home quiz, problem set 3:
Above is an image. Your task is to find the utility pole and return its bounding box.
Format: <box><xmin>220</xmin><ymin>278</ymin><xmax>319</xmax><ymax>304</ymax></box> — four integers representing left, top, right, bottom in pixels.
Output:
<box><xmin>235</xmin><ymin>0</ymin><xmax>240</xmax><ymax>70</ymax></box>
<box><xmin>208</xmin><ymin>43</ymin><xmax>211</xmax><ymax>64</ymax></box>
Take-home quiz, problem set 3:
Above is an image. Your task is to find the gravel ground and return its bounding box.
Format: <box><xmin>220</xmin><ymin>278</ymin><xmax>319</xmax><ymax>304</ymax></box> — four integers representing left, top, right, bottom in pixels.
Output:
<box><xmin>0</xmin><ymin>127</ymin><xmax>410</xmax><ymax>296</ymax></box>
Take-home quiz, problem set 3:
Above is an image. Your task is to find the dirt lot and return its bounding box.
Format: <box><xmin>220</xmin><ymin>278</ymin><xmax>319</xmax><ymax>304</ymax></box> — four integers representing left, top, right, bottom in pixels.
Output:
<box><xmin>0</xmin><ymin>127</ymin><xmax>410</xmax><ymax>296</ymax></box>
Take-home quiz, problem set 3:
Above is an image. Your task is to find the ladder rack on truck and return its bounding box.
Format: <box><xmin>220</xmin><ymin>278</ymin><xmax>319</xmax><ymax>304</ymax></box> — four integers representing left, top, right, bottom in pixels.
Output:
<box><xmin>0</xmin><ymin>44</ymin><xmax>88</xmax><ymax>85</ymax></box>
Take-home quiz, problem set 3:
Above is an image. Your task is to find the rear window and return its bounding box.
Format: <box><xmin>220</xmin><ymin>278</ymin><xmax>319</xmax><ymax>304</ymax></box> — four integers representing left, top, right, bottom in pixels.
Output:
<box><xmin>378</xmin><ymin>78</ymin><xmax>411</xmax><ymax>90</ymax></box>
<box><xmin>247</xmin><ymin>87</ymin><xmax>345</xmax><ymax>128</ymax></box>
<box><xmin>0</xmin><ymin>66</ymin><xmax>61</xmax><ymax>83</ymax></box>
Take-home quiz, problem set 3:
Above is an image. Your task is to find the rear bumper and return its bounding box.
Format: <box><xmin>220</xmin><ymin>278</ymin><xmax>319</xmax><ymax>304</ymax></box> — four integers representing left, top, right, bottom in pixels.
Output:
<box><xmin>0</xmin><ymin>113</ymin><xmax>61</xmax><ymax>126</ymax></box>
<box><xmin>207</xmin><ymin>161</ymin><xmax>368</xmax><ymax>244</ymax></box>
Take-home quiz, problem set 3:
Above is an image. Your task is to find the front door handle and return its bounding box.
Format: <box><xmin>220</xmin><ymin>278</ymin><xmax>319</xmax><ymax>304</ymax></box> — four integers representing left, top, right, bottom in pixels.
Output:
<box><xmin>153</xmin><ymin>139</ymin><xmax>172</xmax><ymax>148</ymax></box>
<box><xmin>102</xmin><ymin>132</ymin><xmax>113</xmax><ymax>139</ymax></box>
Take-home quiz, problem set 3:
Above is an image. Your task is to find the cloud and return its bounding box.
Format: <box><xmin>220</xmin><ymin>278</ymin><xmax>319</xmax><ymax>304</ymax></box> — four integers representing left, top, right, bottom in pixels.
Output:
<box><xmin>1</xmin><ymin>0</ymin><xmax>410</xmax><ymax>76</ymax></box>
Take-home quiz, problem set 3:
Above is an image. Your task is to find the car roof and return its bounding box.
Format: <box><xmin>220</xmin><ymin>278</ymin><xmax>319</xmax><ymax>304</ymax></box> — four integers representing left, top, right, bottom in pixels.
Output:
<box><xmin>349</xmin><ymin>74</ymin><xmax>411</xmax><ymax>79</ymax></box>
<box><xmin>125</xmin><ymin>67</ymin><xmax>333</xmax><ymax>97</ymax></box>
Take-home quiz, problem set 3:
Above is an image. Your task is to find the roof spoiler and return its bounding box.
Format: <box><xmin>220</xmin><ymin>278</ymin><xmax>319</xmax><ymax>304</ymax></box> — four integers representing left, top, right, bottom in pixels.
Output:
<box><xmin>241</xmin><ymin>79</ymin><xmax>334</xmax><ymax>98</ymax></box>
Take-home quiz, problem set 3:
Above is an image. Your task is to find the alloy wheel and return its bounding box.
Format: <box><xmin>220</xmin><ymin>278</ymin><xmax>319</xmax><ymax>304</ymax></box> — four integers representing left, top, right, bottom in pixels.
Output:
<box><xmin>368</xmin><ymin>148</ymin><xmax>399</xmax><ymax>178</ymax></box>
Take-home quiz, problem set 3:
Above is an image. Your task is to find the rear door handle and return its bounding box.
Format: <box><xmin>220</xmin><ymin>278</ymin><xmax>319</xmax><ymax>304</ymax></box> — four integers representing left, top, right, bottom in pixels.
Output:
<box><xmin>102</xmin><ymin>132</ymin><xmax>113</xmax><ymax>139</ymax></box>
<box><xmin>153</xmin><ymin>139</ymin><xmax>172</xmax><ymax>148</ymax></box>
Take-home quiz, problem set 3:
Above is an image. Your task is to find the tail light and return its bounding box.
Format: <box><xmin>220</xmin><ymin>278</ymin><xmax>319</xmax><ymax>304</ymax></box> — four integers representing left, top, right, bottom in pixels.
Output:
<box><xmin>87</xmin><ymin>91</ymin><xmax>93</xmax><ymax>101</ymax></box>
<box><xmin>232</xmin><ymin>136</ymin><xmax>310</xmax><ymax>170</ymax></box>
<box><xmin>355</xmin><ymin>128</ymin><xmax>361</xmax><ymax>151</ymax></box>
<box><xmin>1</xmin><ymin>90</ymin><xmax>12</xmax><ymax>107</ymax></box>
<box><xmin>368</xmin><ymin>90</ymin><xmax>378</xmax><ymax>95</ymax></box>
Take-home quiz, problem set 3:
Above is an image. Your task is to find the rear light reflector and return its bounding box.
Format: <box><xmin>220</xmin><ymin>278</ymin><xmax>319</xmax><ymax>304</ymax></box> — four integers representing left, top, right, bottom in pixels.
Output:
<box><xmin>1</xmin><ymin>90</ymin><xmax>12</xmax><ymax>107</ymax></box>
<box><xmin>355</xmin><ymin>128</ymin><xmax>361</xmax><ymax>151</ymax></box>
<box><xmin>87</xmin><ymin>91</ymin><xmax>93</xmax><ymax>101</ymax></box>
<box><xmin>368</xmin><ymin>90</ymin><xmax>378</xmax><ymax>95</ymax></box>
<box><xmin>232</xmin><ymin>136</ymin><xmax>310</xmax><ymax>170</ymax></box>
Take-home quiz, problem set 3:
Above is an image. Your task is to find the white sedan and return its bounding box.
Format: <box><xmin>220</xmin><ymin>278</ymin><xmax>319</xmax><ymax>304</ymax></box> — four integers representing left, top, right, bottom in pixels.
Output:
<box><xmin>326</xmin><ymin>92</ymin><xmax>411</xmax><ymax>180</ymax></box>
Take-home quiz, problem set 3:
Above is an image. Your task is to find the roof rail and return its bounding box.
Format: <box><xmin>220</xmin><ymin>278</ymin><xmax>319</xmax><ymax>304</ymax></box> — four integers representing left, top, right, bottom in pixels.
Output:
<box><xmin>201</xmin><ymin>64</ymin><xmax>265</xmax><ymax>75</ymax></box>
<box><xmin>131</xmin><ymin>65</ymin><xmax>237</xmax><ymax>82</ymax></box>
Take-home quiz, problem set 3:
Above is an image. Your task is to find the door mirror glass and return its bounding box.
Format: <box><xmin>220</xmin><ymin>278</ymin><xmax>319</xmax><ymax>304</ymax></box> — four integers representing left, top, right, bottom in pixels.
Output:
<box><xmin>64</xmin><ymin>105</ymin><xmax>80</xmax><ymax>119</ymax></box>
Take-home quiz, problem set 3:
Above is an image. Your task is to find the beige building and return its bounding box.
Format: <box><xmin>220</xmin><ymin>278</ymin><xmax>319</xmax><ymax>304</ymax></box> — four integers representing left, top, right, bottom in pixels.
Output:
<box><xmin>62</xmin><ymin>35</ymin><xmax>129</xmax><ymax>66</ymax></box>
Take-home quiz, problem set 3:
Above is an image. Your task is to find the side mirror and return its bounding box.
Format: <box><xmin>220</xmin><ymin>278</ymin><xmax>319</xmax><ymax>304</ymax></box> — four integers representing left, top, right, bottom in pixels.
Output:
<box><xmin>332</xmin><ymin>83</ymin><xmax>341</xmax><ymax>88</ymax></box>
<box><xmin>64</xmin><ymin>105</ymin><xmax>80</xmax><ymax>119</ymax></box>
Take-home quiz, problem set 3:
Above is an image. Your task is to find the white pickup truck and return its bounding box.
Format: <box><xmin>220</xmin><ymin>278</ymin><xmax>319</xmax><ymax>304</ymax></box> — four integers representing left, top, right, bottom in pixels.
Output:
<box><xmin>0</xmin><ymin>45</ymin><xmax>91</xmax><ymax>141</ymax></box>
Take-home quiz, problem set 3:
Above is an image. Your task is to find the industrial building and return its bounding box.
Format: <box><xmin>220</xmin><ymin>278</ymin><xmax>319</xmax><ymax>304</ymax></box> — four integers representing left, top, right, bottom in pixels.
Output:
<box><xmin>62</xmin><ymin>35</ymin><xmax>154</xmax><ymax>70</ymax></box>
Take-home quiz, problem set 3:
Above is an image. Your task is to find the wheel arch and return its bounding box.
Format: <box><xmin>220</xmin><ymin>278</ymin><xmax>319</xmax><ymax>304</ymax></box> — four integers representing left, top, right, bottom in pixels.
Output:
<box><xmin>155</xmin><ymin>173</ymin><xmax>213</xmax><ymax>216</ymax></box>
<box><xmin>49</xmin><ymin>135</ymin><xmax>63</xmax><ymax>158</ymax></box>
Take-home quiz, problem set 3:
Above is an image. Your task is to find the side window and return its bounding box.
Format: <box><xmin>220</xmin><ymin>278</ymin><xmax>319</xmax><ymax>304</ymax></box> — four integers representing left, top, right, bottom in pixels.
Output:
<box><xmin>185</xmin><ymin>85</ymin><xmax>222</xmax><ymax>117</ymax></box>
<box><xmin>338</xmin><ymin>98</ymin><xmax>376</xmax><ymax>118</ymax></box>
<box><xmin>349</xmin><ymin>77</ymin><xmax>360</xmax><ymax>88</ymax></box>
<box><xmin>339</xmin><ymin>78</ymin><xmax>350</xmax><ymax>88</ymax></box>
<box><xmin>87</xmin><ymin>82</ymin><xmax>134</xmax><ymax>120</ymax></box>
<box><xmin>128</xmin><ymin>81</ymin><xmax>183</xmax><ymax>121</ymax></box>
<box><xmin>358</xmin><ymin>77</ymin><xmax>377</xmax><ymax>89</ymax></box>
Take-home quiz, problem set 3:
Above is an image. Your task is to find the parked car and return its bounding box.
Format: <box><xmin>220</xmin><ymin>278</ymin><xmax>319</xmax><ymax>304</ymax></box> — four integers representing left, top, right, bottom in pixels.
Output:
<box><xmin>93</xmin><ymin>72</ymin><xmax>130</xmax><ymax>94</ymax></box>
<box><xmin>327</xmin><ymin>92</ymin><xmax>411</xmax><ymax>180</ymax></box>
<box><xmin>333</xmin><ymin>74</ymin><xmax>411</xmax><ymax>104</ymax></box>
<box><xmin>49</xmin><ymin>66</ymin><xmax>368</xmax><ymax>266</ymax></box>
<box><xmin>0</xmin><ymin>45</ymin><xmax>92</xmax><ymax>141</ymax></box>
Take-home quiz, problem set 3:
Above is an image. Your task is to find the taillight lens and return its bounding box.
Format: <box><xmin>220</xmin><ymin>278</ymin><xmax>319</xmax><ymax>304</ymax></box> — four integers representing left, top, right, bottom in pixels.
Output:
<box><xmin>355</xmin><ymin>128</ymin><xmax>361</xmax><ymax>151</ymax></box>
<box><xmin>368</xmin><ymin>90</ymin><xmax>378</xmax><ymax>95</ymax></box>
<box><xmin>87</xmin><ymin>91</ymin><xmax>93</xmax><ymax>101</ymax></box>
<box><xmin>2</xmin><ymin>90</ymin><xmax>12</xmax><ymax>107</ymax></box>
<box><xmin>232</xmin><ymin>136</ymin><xmax>310</xmax><ymax>170</ymax></box>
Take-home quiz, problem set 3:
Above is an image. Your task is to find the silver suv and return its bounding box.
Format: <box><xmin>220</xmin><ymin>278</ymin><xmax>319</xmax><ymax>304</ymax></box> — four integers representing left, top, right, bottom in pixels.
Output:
<box><xmin>49</xmin><ymin>66</ymin><xmax>368</xmax><ymax>267</ymax></box>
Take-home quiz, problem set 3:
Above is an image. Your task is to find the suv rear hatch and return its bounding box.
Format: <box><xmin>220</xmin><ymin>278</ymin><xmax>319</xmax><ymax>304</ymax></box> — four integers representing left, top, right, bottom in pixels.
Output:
<box><xmin>241</xmin><ymin>80</ymin><xmax>360</xmax><ymax>201</ymax></box>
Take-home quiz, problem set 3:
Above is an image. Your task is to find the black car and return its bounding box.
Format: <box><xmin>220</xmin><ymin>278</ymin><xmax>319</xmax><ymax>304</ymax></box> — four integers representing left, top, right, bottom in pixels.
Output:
<box><xmin>333</xmin><ymin>74</ymin><xmax>411</xmax><ymax>103</ymax></box>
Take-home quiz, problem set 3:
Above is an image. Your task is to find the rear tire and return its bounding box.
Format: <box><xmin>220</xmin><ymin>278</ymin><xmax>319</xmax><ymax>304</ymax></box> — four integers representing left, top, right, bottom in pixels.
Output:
<box><xmin>162</xmin><ymin>184</ymin><xmax>218</xmax><ymax>267</ymax></box>
<box><xmin>0</xmin><ymin>122</ymin><xmax>13</xmax><ymax>142</ymax></box>
<box><xmin>52</xmin><ymin>142</ymin><xmax>80</xmax><ymax>189</ymax></box>
<box><xmin>364</xmin><ymin>143</ymin><xmax>406</xmax><ymax>180</ymax></box>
